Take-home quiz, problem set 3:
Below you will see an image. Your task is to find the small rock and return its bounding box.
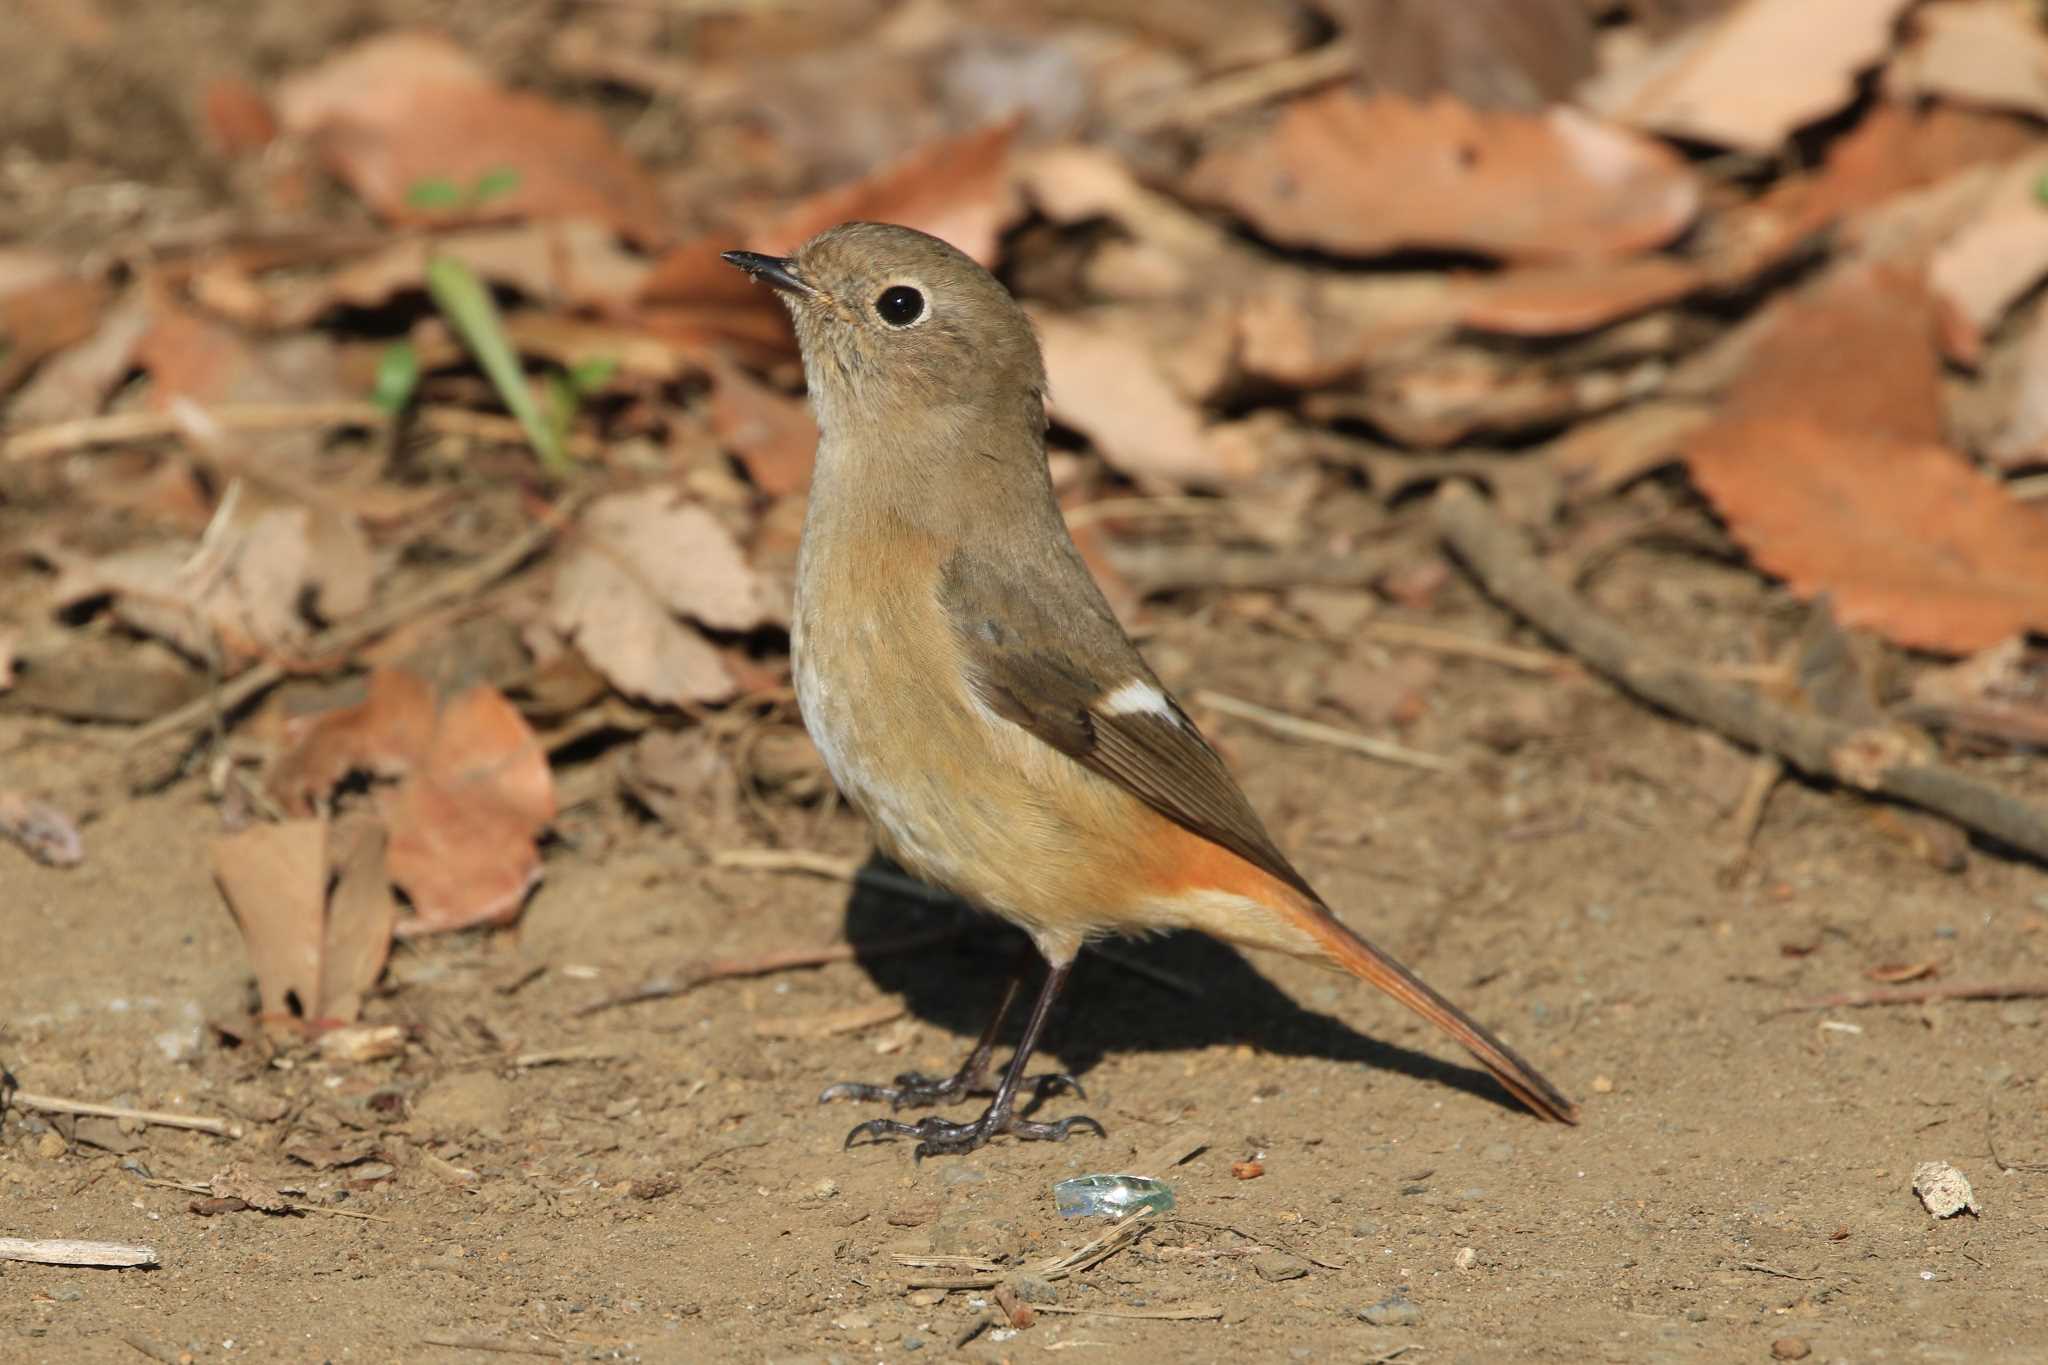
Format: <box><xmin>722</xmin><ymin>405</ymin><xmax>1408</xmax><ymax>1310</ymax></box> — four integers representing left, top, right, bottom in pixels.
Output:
<box><xmin>831</xmin><ymin>1312</ymin><xmax>872</xmax><ymax>1332</ymax></box>
<box><xmin>1771</xmin><ymin>1338</ymin><xmax>1811</xmax><ymax>1360</ymax></box>
<box><xmin>54</xmin><ymin>1288</ymin><xmax>82</xmax><ymax>1303</ymax></box>
<box><xmin>35</xmin><ymin>1132</ymin><xmax>66</xmax><ymax>1160</ymax></box>
<box><xmin>1348</xmin><ymin>1220</ymin><xmax>1378</xmax><ymax>1238</ymax></box>
<box><xmin>811</xmin><ymin>1178</ymin><xmax>840</xmax><ymax>1199</ymax></box>
<box><xmin>1252</xmin><ymin>1252</ymin><xmax>1309</xmax><ymax>1282</ymax></box>
<box><xmin>904</xmin><ymin>1288</ymin><xmax>945</xmax><ymax>1308</ymax></box>
<box><xmin>1684</xmin><ymin>1309</ymin><xmax>1707</xmax><ymax>1323</ymax></box>
<box><xmin>1358</xmin><ymin>1294</ymin><xmax>1422</xmax><ymax>1327</ymax></box>
<box><xmin>1007</xmin><ymin>1274</ymin><xmax>1059</xmax><ymax>1304</ymax></box>
<box><xmin>1998</xmin><ymin>1002</ymin><xmax>2040</xmax><ymax>1028</ymax></box>
<box><xmin>1453</xmin><ymin>1246</ymin><xmax>1478</xmax><ymax>1271</ymax></box>
<box><xmin>1231</xmin><ymin>1160</ymin><xmax>1265</xmax><ymax>1180</ymax></box>
<box><xmin>1912</xmin><ymin>1161</ymin><xmax>1980</xmax><ymax>1218</ymax></box>
<box><xmin>1591</xmin><ymin>1075</ymin><xmax>1615</xmax><ymax>1094</ymax></box>
<box><xmin>903</xmin><ymin>1337</ymin><xmax>924</xmax><ymax>1352</ymax></box>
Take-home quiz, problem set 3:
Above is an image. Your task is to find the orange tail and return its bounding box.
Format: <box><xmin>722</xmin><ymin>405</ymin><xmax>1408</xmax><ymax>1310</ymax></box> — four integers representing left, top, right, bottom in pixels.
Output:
<box><xmin>1288</xmin><ymin>899</ymin><xmax>1579</xmax><ymax>1123</ymax></box>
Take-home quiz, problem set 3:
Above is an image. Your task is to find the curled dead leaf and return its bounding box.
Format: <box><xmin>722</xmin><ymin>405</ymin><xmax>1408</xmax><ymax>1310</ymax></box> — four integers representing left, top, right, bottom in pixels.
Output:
<box><xmin>1186</xmin><ymin>90</ymin><xmax>1698</xmax><ymax>262</ymax></box>
<box><xmin>275</xmin><ymin>31</ymin><xmax>669</xmax><ymax>244</ymax></box>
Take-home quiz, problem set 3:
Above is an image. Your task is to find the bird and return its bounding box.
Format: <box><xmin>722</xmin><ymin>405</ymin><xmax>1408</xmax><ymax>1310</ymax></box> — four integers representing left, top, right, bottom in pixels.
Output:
<box><xmin>723</xmin><ymin>223</ymin><xmax>1577</xmax><ymax>1157</ymax></box>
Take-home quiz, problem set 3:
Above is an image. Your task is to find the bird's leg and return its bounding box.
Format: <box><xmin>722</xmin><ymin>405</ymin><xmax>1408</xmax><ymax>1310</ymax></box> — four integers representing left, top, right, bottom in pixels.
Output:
<box><xmin>818</xmin><ymin>974</ymin><xmax>1083</xmax><ymax>1110</ymax></box>
<box><xmin>839</xmin><ymin>960</ymin><xmax>1105</xmax><ymax>1159</ymax></box>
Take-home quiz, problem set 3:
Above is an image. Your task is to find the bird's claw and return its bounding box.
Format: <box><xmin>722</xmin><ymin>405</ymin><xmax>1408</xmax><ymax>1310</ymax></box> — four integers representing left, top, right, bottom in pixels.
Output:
<box><xmin>818</xmin><ymin>1070</ymin><xmax>1084</xmax><ymax>1111</ymax></box>
<box><xmin>842</xmin><ymin>1109</ymin><xmax>1105</xmax><ymax>1160</ymax></box>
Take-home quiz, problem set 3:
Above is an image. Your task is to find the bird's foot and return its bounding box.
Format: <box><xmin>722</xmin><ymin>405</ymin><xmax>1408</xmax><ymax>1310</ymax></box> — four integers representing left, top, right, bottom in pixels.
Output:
<box><xmin>818</xmin><ymin>1068</ymin><xmax>1084</xmax><ymax>1111</ymax></box>
<box><xmin>842</xmin><ymin>1104</ymin><xmax>1105</xmax><ymax>1159</ymax></box>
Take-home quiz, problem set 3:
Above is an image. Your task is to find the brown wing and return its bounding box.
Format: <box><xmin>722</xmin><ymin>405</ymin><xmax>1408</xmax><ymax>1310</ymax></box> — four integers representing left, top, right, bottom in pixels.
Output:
<box><xmin>939</xmin><ymin>547</ymin><xmax>1317</xmax><ymax>903</ymax></box>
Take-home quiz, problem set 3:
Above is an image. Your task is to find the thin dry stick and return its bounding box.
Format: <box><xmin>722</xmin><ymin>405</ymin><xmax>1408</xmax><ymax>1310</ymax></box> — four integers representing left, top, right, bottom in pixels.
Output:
<box><xmin>3</xmin><ymin>401</ymin><xmax>389</xmax><ymax>461</ymax></box>
<box><xmin>1727</xmin><ymin>753</ymin><xmax>1784</xmax><ymax>854</ymax></box>
<box><xmin>1786</xmin><ymin>981</ymin><xmax>2048</xmax><ymax>1012</ymax></box>
<box><xmin>418</xmin><ymin>1336</ymin><xmax>563</xmax><ymax>1360</ymax></box>
<box><xmin>1434</xmin><ymin>483</ymin><xmax>2048</xmax><ymax>863</ymax></box>
<box><xmin>1121</xmin><ymin>43</ymin><xmax>1356</xmax><ymax>133</ymax></box>
<box><xmin>1107</xmin><ymin>542</ymin><xmax>1410</xmax><ymax>595</ymax></box>
<box><xmin>1035</xmin><ymin>1304</ymin><xmax>1224</xmax><ymax>1321</ymax></box>
<box><xmin>1360</xmin><ymin>620</ymin><xmax>1576</xmax><ymax>676</ymax></box>
<box><xmin>1194</xmin><ymin>690</ymin><xmax>1459</xmax><ymax>774</ymax></box>
<box><xmin>10</xmin><ymin>1091</ymin><xmax>238</xmax><ymax>1138</ymax></box>
<box><xmin>573</xmin><ymin>926</ymin><xmax>961</xmax><ymax>1017</ymax></box>
<box><xmin>0</xmin><ymin>1237</ymin><xmax>158</xmax><ymax>1268</ymax></box>
<box><xmin>120</xmin><ymin>497</ymin><xmax>577</xmax><ymax>787</ymax></box>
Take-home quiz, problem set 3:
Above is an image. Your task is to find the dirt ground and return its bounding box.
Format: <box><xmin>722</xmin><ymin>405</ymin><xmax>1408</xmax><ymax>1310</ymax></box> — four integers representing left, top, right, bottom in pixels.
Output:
<box><xmin>8</xmin><ymin>562</ymin><xmax>2048</xmax><ymax>1363</ymax></box>
<box><xmin>5</xmin><ymin>1</ymin><xmax>2048</xmax><ymax>1362</ymax></box>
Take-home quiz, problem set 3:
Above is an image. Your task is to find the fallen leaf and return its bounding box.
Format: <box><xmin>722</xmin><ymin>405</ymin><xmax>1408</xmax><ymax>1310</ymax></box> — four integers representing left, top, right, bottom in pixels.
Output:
<box><xmin>0</xmin><ymin>791</ymin><xmax>84</xmax><ymax>868</ymax></box>
<box><xmin>319</xmin><ymin>817</ymin><xmax>399</xmax><ymax>1023</ymax></box>
<box><xmin>635</xmin><ymin>235</ymin><xmax>801</xmax><ymax>366</ymax></box>
<box><xmin>1548</xmin><ymin>400</ymin><xmax>1711</xmax><ymax>502</ymax></box>
<box><xmin>704</xmin><ymin>354</ymin><xmax>819</xmax><ymax>496</ymax></box>
<box><xmin>1685</xmin><ymin>264</ymin><xmax>2048</xmax><ymax>652</ymax></box>
<box><xmin>5</xmin><ymin>287</ymin><xmax>151</xmax><ymax>429</ymax></box>
<box><xmin>550</xmin><ymin>489</ymin><xmax>786</xmax><ymax>705</ymax></box>
<box><xmin>1457</xmin><ymin>257</ymin><xmax>1704</xmax><ymax>336</ymax></box>
<box><xmin>1582</xmin><ymin>0</ymin><xmax>1913</xmax><ymax>152</ymax></box>
<box><xmin>211</xmin><ymin>819</ymin><xmax>328</xmax><ymax>1022</ymax></box>
<box><xmin>382</xmin><ymin>683</ymin><xmax>556</xmax><ymax>935</ymax></box>
<box><xmin>1888</xmin><ymin>1</ymin><xmax>2048</xmax><ymax>121</ymax></box>
<box><xmin>1990</xmin><ymin>307</ymin><xmax>2048</xmax><ymax>468</ymax></box>
<box><xmin>752</xmin><ymin>121</ymin><xmax>1023</xmax><ymax>263</ymax></box>
<box><xmin>200</xmin><ymin>76</ymin><xmax>279</xmax><ymax>157</ymax></box>
<box><xmin>274</xmin><ymin>31</ymin><xmax>670</xmax><ymax>244</ymax></box>
<box><xmin>1929</xmin><ymin>151</ymin><xmax>2048</xmax><ymax>364</ymax></box>
<box><xmin>1186</xmin><ymin>90</ymin><xmax>1698</xmax><ymax>262</ymax></box>
<box><xmin>1034</xmin><ymin>308</ymin><xmax>1266</xmax><ymax>487</ymax></box>
<box><xmin>0</xmin><ymin>270</ymin><xmax>109</xmax><ymax>395</ymax></box>
<box><xmin>1341</xmin><ymin>0</ymin><xmax>1598</xmax><ymax>109</ymax></box>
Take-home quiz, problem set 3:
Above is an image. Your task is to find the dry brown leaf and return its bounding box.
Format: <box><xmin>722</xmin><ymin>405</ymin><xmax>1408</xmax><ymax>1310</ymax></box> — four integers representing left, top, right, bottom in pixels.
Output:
<box><xmin>635</xmin><ymin>235</ymin><xmax>800</xmax><ymax>367</ymax></box>
<box><xmin>274</xmin><ymin>31</ymin><xmax>669</xmax><ymax>244</ymax></box>
<box><xmin>704</xmin><ymin>355</ymin><xmax>819</xmax><ymax>496</ymax></box>
<box><xmin>1929</xmin><ymin>151</ymin><xmax>2048</xmax><ymax>365</ymax></box>
<box><xmin>1186</xmin><ymin>90</ymin><xmax>1698</xmax><ymax>262</ymax></box>
<box><xmin>6</xmin><ymin>287</ymin><xmax>151</xmax><ymax>429</ymax></box>
<box><xmin>0</xmin><ymin>790</ymin><xmax>84</xmax><ymax>868</ymax></box>
<box><xmin>1888</xmin><ymin>1</ymin><xmax>2048</xmax><ymax>120</ymax></box>
<box><xmin>752</xmin><ymin>121</ymin><xmax>1023</xmax><ymax>263</ymax></box>
<box><xmin>1457</xmin><ymin>257</ymin><xmax>1703</xmax><ymax>336</ymax></box>
<box><xmin>1990</xmin><ymin>307</ymin><xmax>2048</xmax><ymax>468</ymax></box>
<box><xmin>270</xmin><ymin>669</ymin><xmax>440</xmax><ymax>817</ymax></box>
<box><xmin>1582</xmin><ymin>0</ymin><xmax>1912</xmax><ymax>152</ymax></box>
<box><xmin>1341</xmin><ymin>0</ymin><xmax>1597</xmax><ymax>108</ymax></box>
<box><xmin>1034</xmin><ymin>308</ymin><xmax>1265</xmax><ymax>488</ymax></box>
<box><xmin>550</xmin><ymin>490</ymin><xmax>783</xmax><ymax>706</ymax></box>
<box><xmin>211</xmin><ymin>819</ymin><xmax>328</xmax><ymax>1022</ymax></box>
<box><xmin>1685</xmin><ymin>264</ymin><xmax>2048</xmax><ymax>652</ymax></box>
<box><xmin>0</xmin><ymin>270</ymin><xmax>109</xmax><ymax>395</ymax></box>
<box><xmin>1549</xmin><ymin>400</ymin><xmax>1712</xmax><ymax>503</ymax></box>
<box><xmin>319</xmin><ymin>817</ymin><xmax>399</xmax><ymax>1022</ymax></box>
<box><xmin>382</xmin><ymin>683</ymin><xmax>555</xmax><ymax>936</ymax></box>
<box><xmin>200</xmin><ymin>76</ymin><xmax>279</xmax><ymax>157</ymax></box>
<box><xmin>1236</xmin><ymin>274</ymin><xmax>1462</xmax><ymax>388</ymax></box>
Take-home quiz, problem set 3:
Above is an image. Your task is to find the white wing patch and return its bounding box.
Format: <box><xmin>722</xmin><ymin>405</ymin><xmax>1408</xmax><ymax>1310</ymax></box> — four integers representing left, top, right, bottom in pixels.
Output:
<box><xmin>1098</xmin><ymin>678</ymin><xmax>1177</xmax><ymax>720</ymax></box>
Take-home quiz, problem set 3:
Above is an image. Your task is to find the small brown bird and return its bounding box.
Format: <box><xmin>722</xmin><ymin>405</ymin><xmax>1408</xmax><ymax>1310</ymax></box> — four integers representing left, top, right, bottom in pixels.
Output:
<box><xmin>725</xmin><ymin>224</ymin><xmax>1577</xmax><ymax>1156</ymax></box>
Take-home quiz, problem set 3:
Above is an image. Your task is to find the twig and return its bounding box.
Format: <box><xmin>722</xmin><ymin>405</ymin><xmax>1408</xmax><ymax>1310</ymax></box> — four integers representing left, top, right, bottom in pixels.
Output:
<box><xmin>1194</xmin><ymin>690</ymin><xmax>1459</xmax><ymax>774</ymax></box>
<box><xmin>120</xmin><ymin>494</ymin><xmax>578</xmax><ymax>789</ymax></box>
<box><xmin>122</xmin><ymin>1335</ymin><xmax>182</xmax><ymax>1364</ymax></box>
<box><xmin>0</xmin><ymin>1237</ymin><xmax>158</xmax><ymax>1268</ymax></box>
<box><xmin>1784</xmin><ymin>981</ymin><xmax>2048</xmax><ymax>1011</ymax></box>
<box><xmin>1107</xmin><ymin>542</ymin><xmax>1407</xmax><ymax>595</ymax></box>
<box><xmin>1740</xmin><ymin>1260</ymin><xmax>1820</xmax><ymax>1281</ymax></box>
<box><xmin>3</xmin><ymin>401</ymin><xmax>388</xmax><ymax>461</ymax></box>
<box><xmin>1120</xmin><ymin>44</ymin><xmax>1356</xmax><ymax>134</ymax></box>
<box><xmin>10</xmin><ymin>1090</ymin><xmax>239</xmax><ymax>1138</ymax></box>
<box><xmin>141</xmin><ymin>1177</ymin><xmax>393</xmax><ymax>1222</ymax></box>
<box><xmin>573</xmin><ymin>927</ymin><xmax>960</xmax><ymax>1017</ymax></box>
<box><xmin>512</xmin><ymin>1043</ymin><xmax>623</xmax><ymax>1068</ymax></box>
<box><xmin>1034</xmin><ymin>1304</ymin><xmax>1223</xmax><ymax>1321</ymax></box>
<box><xmin>418</xmin><ymin>1335</ymin><xmax>564</xmax><ymax>1359</ymax></box>
<box><xmin>711</xmin><ymin>847</ymin><xmax>860</xmax><ymax>879</ymax></box>
<box><xmin>1434</xmin><ymin>483</ymin><xmax>2048</xmax><ymax>863</ymax></box>
<box><xmin>1359</xmin><ymin>620</ymin><xmax>1576</xmax><ymax>676</ymax></box>
<box><xmin>1166</xmin><ymin>1217</ymin><xmax>1345</xmax><ymax>1270</ymax></box>
<box><xmin>1728</xmin><ymin>754</ymin><xmax>1783</xmax><ymax>854</ymax></box>
<box><xmin>898</xmin><ymin>1206</ymin><xmax>1160</xmax><ymax>1288</ymax></box>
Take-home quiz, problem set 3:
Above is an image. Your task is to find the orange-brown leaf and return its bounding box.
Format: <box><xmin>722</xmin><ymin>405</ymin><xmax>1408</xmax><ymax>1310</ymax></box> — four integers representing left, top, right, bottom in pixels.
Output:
<box><xmin>1186</xmin><ymin>91</ymin><xmax>1698</xmax><ymax>263</ymax></box>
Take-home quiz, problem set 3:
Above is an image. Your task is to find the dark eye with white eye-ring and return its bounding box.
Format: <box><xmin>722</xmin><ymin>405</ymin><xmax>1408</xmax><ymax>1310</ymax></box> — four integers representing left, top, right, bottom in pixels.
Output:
<box><xmin>873</xmin><ymin>285</ymin><xmax>925</xmax><ymax>327</ymax></box>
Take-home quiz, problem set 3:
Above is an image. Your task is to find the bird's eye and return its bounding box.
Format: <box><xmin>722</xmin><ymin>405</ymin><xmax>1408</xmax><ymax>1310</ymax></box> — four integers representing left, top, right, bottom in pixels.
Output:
<box><xmin>873</xmin><ymin>285</ymin><xmax>925</xmax><ymax>327</ymax></box>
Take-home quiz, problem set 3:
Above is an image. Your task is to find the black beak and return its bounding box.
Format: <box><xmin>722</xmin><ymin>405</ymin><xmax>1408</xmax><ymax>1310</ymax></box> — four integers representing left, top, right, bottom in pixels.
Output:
<box><xmin>722</xmin><ymin>250</ymin><xmax>815</xmax><ymax>297</ymax></box>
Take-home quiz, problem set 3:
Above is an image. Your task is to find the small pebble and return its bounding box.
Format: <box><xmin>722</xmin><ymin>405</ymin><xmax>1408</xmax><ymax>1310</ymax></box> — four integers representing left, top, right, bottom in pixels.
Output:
<box><xmin>1252</xmin><ymin>1252</ymin><xmax>1309</xmax><ymax>1282</ymax></box>
<box><xmin>905</xmin><ymin>1288</ymin><xmax>945</xmax><ymax>1308</ymax></box>
<box><xmin>34</xmin><ymin>1132</ymin><xmax>65</xmax><ymax>1160</ymax></box>
<box><xmin>1771</xmin><ymin>1337</ymin><xmax>1811</xmax><ymax>1360</ymax></box>
<box><xmin>1348</xmin><ymin>1220</ymin><xmax>1377</xmax><ymax>1238</ymax></box>
<box><xmin>1591</xmin><ymin>1075</ymin><xmax>1614</xmax><ymax>1094</ymax></box>
<box><xmin>1685</xmin><ymin>1309</ymin><xmax>1707</xmax><ymax>1323</ymax></box>
<box><xmin>1358</xmin><ymin>1294</ymin><xmax>1422</xmax><ymax>1327</ymax></box>
<box><xmin>1231</xmin><ymin>1160</ymin><xmax>1264</xmax><ymax>1180</ymax></box>
<box><xmin>903</xmin><ymin>1338</ymin><xmax>924</xmax><ymax>1352</ymax></box>
<box><xmin>1998</xmin><ymin>1002</ymin><xmax>2040</xmax><ymax>1028</ymax></box>
<box><xmin>1912</xmin><ymin>1161</ymin><xmax>1980</xmax><ymax>1218</ymax></box>
<box><xmin>1453</xmin><ymin>1246</ymin><xmax>1478</xmax><ymax>1271</ymax></box>
<box><xmin>812</xmin><ymin>1178</ymin><xmax>840</xmax><ymax>1199</ymax></box>
<box><xmin>1008</xmin><ymin>1275</ymin><xmax>1058</xmax><ymax>1304</ymax></box>
<box><xmin>54</xmin><ymin>1288</ymin><xmax>82</xmax><ymax>1303</ymax></box>
<box><xmin>831</xmin><ymin>1312</ymin><xmax>871</xmax><ymax>1332</ymax></box>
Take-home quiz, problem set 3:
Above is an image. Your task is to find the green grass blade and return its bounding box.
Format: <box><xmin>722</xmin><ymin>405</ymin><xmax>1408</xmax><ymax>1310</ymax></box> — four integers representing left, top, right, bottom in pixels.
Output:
<box><xmin>423</xmin><ymin>254</ymin><xmax>572</xmax><ymax>479</ymax></box>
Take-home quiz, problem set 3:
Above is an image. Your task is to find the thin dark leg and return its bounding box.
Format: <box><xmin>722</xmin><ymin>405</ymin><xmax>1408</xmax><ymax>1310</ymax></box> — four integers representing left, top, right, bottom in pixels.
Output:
<box><xmin>840</xmin><ymin>960</ymin><xmax>1105</xmax><ymax>1159</ymax></box>
<box><xmin>819</xmin><ymin>974</ymin><xmax>1084</xmax><ymax>1110</ymax></box>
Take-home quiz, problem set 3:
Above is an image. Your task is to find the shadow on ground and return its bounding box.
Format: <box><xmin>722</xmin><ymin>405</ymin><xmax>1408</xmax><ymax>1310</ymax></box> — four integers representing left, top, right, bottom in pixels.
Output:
<box><xmin>837</xmin><ymin>852</ymin><xmax>1526</xmax><ymax>1118</ymax></box>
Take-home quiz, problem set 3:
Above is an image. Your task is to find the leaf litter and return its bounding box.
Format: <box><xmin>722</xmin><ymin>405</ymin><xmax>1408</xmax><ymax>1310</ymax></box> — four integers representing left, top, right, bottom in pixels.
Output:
<box><xmin>4</xmin><ymin>1</ymin><xmax>2048</xmax><ymax>1143</ymax></box>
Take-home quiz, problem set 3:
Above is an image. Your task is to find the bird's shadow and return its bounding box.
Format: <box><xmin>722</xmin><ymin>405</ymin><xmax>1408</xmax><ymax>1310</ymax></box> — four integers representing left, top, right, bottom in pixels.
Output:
<box><xmin>837</xmin><ymin>853</ymin><xmax>1529</xmax><ymax>1119</ymax></box>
